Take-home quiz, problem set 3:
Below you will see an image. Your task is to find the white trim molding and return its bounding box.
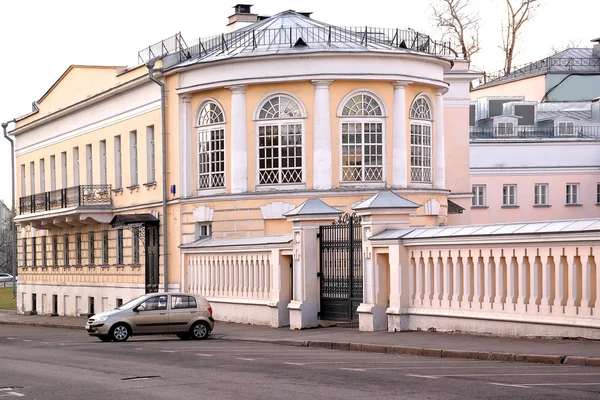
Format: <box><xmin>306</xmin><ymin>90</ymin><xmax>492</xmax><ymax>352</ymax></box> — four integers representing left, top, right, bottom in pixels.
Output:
<box><xmin>252</xmin><ymin>91</ymin><xmax>308</xmax><ymax>121</ymax></box>
<box><xmin>193</xmin><ymin>206</ymin><xmax>214</xmax><ymax>223</ymax></box>
<box><xmin>260</xmin><ymin>201</ymin><xmax>296</xmax><ymax>219</ymax></box>
<box><xmin>336</xmin><ymin>88</ymin><xmax>389</xmax><ymax>117</ymax></box>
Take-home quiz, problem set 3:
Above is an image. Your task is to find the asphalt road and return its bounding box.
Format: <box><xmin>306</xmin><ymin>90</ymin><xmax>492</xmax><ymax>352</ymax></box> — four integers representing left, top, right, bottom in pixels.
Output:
<box><xmin>1</xmin><ymin>325</ymin><xmax>600</xmax><ymax>400</ymax></box>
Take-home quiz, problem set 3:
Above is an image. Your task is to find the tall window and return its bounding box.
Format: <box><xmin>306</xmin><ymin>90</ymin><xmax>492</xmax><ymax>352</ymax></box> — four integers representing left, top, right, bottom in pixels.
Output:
<box><xmin>32</xmin><ymin>237</ymin><xmax>37</xmax><ymax>267</ymax></box>
<box><xmin>41</xmin><ymin>236</ymin><xmax>47</xmax><ymax>267</ymax></box>
<box><xmin>20</xmin><ymin>164</ymin><xmax>25</xmax><ymax>196</ymax></box>
<box><xmin>29</xmin><ymin>161</ymin><xmax>35</xmax><ymax>194</ymax></box>
<box><xmin>85</xmin><ymin>144</ymin><xmax>93</xmax><ymax>185</ymax></box>
<box><xmin>257</xmin><ymin>95</ymin><xmax>304</xmax><ymax>185</ymax></box>
<box><xmin>566</xmin><ymin>183</ymin><xmax>580</xmax><ymax>205</ymax></box>
<box><xmin>146</xmin><ymin>126</ymin><xmax>156</xmax><ymax>184</ymax></box>
<box><xmin>114</xmin><ymin>136</ymin><xmax>122</xmax><ymax>189</ymax></box>
<box><xmin>197</xmin><ymin>102</ymin><xmax>225</xmax><ymax>188</ymax></box>
<box><xmin>39</xmin><ymin>159</ymin><xmax>45</xmax><ymax>192</ymax></box>
<box><xmin>63</xmin><ymin>234</ymin><xmax>70</xmax><ymax>266</ymax></box>
<box><xmin>60</xmin><ymin>152</ymin><xmax>67</xmax><ymax>189</ymax></box>
<box><xmin>410</xmin><ymin>95</ymin><xmax>433</xmax><ymax>183</ymax></box>
<box><xmin>132</xmin><ymin>228</ymin><xmax>140</xmax><ymax>264</ymax></box>
<box><xmin>99</xmin><ymin>140</ymin><xmax>107</xmax><ymax>185</ymax></box>
<box><xmin>75</xmin><ymin>233</ymin><xmax>82</xmax><ymax>265</ymax></box>
<box><xmin>503</xmin><ymin>184</ymin><xmax>517</xmax><ymax>206</ymax></box>
<box><xmin>534</xmin><ymin>184</ymin><xmax>549</xmax><ymax>206</ymax></box>
<box><xmin>340</xmin><ymin>93</ymin><xmax>384</xmax><ymax>182</ymax></box>
<box><xmin>88</xmin><ymin>231</ymin><xmax>95</xmax><ymax>265</ymax></box>
<box><xmin>22</xmin><ymin>238</ymin><xmax>27</xmax><ymax>267</ymax></box>
<box><xmin>73</xmin><ymin>147</ymin><xmax>80</xmax><ymax>186</ymax></box>
<box><xmin>102</xmin><ymin>230</ymin><xmax>109</xmax><ymax>265</ymax></box>
<box><xmin>52</xmin><ymin>235</ymin><xmax>58</xmax><ymax>266</ymax></box>
<box><xmin>50</xmin><ymin>155</ymin><xmax>56</xmax><ymax>191</ymax></box>
<box><xmin>116</xmin><ymin>229</ymin><xmax>123</xmax><ymax>265</ymax></box>
<box><xmin>130</xmin><ymin>130</ymin><xmax>138</xmax><ymax>186</ymax></box>
<box><xmin>472</xmin><ymin>185</ymin><xmax>486</xmax><ymax>207</ymax></box>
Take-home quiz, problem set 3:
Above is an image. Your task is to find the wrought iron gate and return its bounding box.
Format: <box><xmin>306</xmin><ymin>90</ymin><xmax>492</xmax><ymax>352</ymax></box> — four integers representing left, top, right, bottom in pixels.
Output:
<box><xmin>319</xmin><ymin>213</ymin><xmax>363</xmax><ymax>321</ymax></box>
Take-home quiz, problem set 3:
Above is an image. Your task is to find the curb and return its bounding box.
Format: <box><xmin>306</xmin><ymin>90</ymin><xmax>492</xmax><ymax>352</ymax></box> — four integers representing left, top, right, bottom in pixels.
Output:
<box><xmin>219</xmin><ymin>336</ymin><xmax>600</xmax><ymax>368</ymax></box>
<box><xmin>2</xmin><ymin>319</ymin><xmax>600</xmax><ymax>367</ymax></box>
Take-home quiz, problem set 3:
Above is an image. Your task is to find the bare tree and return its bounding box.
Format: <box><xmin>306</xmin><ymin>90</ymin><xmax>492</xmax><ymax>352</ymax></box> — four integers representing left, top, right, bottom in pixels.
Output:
<box><xmin>500</xmin><ymin>0</ymin><xmax>541</xmax><ymax>75</ymax></box>
<box><xmin>431</xmin><ymin>0</ymin><xmax>481</xmax><ymax>60</ymax></box>
<box><xmin>550</xmin><ymin>39</ymin><xmax>583</xmax><ymax>54</ymax></box>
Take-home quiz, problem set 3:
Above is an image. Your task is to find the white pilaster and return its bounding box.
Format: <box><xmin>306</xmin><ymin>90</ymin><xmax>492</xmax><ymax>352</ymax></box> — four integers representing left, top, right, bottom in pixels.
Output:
<box><xmin>312</xmin><ymin>80</ymin><xmax>333</xmax><ymax>190</ymax></box>
<box><xmin>230</xmin><ymin>85</ymin><xmax>248</xmax><ymax>194</ymax></box>
<box><xmin>434</xmin><ymin>91</ymin><xmax>446</xmax><ymax>189</ymax></box>
<box><xmin>179</xmin><ymin>95</ymin><xmax>193</xmax><ymax>197</ymax></box>
<box><xmin>392</xmin><ymin>82</ymin><xmax>410</xmax><ymax>188</ymax></box>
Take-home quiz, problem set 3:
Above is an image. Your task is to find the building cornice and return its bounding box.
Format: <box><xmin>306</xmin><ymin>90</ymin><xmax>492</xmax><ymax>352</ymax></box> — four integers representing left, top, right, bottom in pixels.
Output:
<box><xmin>470</xmin><ymin>166</ymin><xmax>600</xmax><ymax>176</ymax></box>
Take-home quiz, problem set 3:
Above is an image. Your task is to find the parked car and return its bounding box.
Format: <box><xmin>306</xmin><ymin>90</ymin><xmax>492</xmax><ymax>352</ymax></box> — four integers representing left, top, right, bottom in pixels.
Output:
<box><xmin>85</xmin><ymin>292</ymin><xmax>214</xmax><ymax>342</ymax></box>
<box><xmin>0</xmin><ymin>273</ymin><xmax>16</xmax><ymax>283</ymax></box>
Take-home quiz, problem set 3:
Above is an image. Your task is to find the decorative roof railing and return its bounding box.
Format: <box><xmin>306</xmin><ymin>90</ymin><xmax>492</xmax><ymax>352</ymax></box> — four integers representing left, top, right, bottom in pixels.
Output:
<box><xmin>19</xmin><ymin>185</ymin><xmax>112</xmax><ymax>215</ymax></box>
<box><xmin>137</xmin><ymin>26</ymin><xmax>455</xmax><ymax>65</ymax></box>
<box><xmin>470</xmin><ymin>126</ymin><xmax>600</xmax><ymax>141</ymax></box>
<box><xmin>478</xmin><ymin>57</ymin><xmax>600</xmax><ymax>87</ymax></box>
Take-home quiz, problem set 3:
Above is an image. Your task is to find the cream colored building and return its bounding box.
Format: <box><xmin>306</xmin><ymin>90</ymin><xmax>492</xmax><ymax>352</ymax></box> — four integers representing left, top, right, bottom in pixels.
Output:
<box><xmin>11</xmin><ymin>6</ymin><xmax>477</xmax><ymax>323</ymax></box>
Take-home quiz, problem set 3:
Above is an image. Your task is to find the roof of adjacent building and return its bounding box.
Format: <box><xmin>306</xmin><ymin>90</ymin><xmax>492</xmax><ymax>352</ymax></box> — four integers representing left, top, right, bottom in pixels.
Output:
<box><xmin>284</xmin><ymin>198</ymin><xmax>342</xmax><ymax>217</ymax></box>
<box><xmin>352</xmin><ymin>191</ymin><xmax>419</xmax><ymax>210</ymax></box>
<box><xmin>537</xmin><ymin>110</ymin><xmax>592</xmax><ymax>121</ymax></box>
<box><xmin>370</xmin><ymin>218</ymin><xmax>600</xmax><ymax>241</ymax></box>
<box><xmin>165</xmin><ymin>10</ymin><xmax>454</xmax><ymax>70</ymax></box>
<box><xmin>180</xmin><ymin>234</ymin><xmax>293</xmax><ymax>249</ymax></box>
<box><xmin>474</xmin><ymin>47</ymin><xmax>600</xmax><ymax>90</ymax></box>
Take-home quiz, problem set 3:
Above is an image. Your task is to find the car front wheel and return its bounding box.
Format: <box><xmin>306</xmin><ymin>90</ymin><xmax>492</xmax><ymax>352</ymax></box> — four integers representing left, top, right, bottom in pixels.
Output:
<box><xmin>190</xmin><ymin>321</ymin><xmax>210</xmax><ymax>340</ymax></box>
<box><xmin>110</xmin><ymin>324</ymin><xmax>131</xmax><ymax>342</ymax></box>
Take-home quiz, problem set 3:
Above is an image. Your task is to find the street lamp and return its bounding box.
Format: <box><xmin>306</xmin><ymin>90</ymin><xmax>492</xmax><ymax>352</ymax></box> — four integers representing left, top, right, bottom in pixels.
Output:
<box><xmin>2</xmin><ymin>119</ymin><xmax>17</xmax><ymax>299</ymax></box>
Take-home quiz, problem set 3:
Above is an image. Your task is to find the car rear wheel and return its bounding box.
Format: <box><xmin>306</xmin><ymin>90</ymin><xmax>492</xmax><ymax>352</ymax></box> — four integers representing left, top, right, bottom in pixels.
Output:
<box><xmin>110</xmin><ymin>323</ymin><xmax>131</xmax><ymax>342</ymax></box>
<box><xmin>190</xmin><ymin>321</ymin><xmax>210</xmax><ymax>340</ymax></box>
<box><xmin>98</xmin><ymin>336</ymin><xmax>112</xmax><ymax>342</ymax></box>
<box><xmin>176</xmin><ymin>333</ymin><xmax>191</xmax><ymax>340</ymax></box>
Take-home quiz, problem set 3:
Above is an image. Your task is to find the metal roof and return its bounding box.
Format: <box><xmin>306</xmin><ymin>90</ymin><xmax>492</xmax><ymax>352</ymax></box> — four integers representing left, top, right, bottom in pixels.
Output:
<box><xmin>166</xmin><ymin>11</ymin><xmax>454</xmax><ymax>70</ymax></box>
<box><xmin>537</xmin><ymin>110</ymin><xmax>592</xmax><ymax>121</ymax></box>
<box><xmin>475</xmin><ymin>48</ymin><xmax>600</xmax><ymax>89</ymax></box>
<box><xmin>370</xmin><ymin>218</ymin><xmax>600</xmax><ymax>241</ymax></box>
<box><xmin>180</xmin><ymin>234</ymin><xmax>293</xmax><ymax>249</ymax></box>
<box><xmin>284</xmin><ymin>198</ymin><xmax>342</xmax><ymax>216</ymax></box>
<box><xmin>353</xmin><ymin>191</ymin><xmax>419</xmax><ymax>210</ymax></box>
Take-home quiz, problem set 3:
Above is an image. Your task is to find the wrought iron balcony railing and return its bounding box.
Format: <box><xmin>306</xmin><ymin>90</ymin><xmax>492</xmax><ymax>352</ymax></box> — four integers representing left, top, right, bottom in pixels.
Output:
<box><xmin>19</xmin><ymin>185</ymin><xmax>112</xmax><ymax>215</ymax></box>
<box><xmin>470</xmin><ymin>126</ymin><xmax>600</xmax><ymax>141</ymax></box>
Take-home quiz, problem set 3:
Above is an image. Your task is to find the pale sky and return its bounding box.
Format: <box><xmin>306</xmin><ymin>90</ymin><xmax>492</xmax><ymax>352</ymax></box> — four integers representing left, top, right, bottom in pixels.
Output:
<box><xmin>0</xmin><ymin>0</ymin><xmax>598</xmax><ymax>207</ymax></box>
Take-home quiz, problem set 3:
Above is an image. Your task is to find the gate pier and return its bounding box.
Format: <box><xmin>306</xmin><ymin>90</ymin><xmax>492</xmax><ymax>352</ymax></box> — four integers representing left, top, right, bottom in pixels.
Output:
<box><xmin>284</xmin><ymin>199</ymin><xmax>343</xmax><ymax>330</ymax></box>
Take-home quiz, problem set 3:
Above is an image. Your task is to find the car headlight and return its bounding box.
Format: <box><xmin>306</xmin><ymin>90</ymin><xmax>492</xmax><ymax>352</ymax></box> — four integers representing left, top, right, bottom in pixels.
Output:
<box><xmin>96</xmin><ymin>316</ymin><xmax>110</xmax><ymax>323</ymax></box>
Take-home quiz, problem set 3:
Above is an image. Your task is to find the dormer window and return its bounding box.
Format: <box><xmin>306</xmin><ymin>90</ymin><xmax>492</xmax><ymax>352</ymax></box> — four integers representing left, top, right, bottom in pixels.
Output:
<box><xmin>558</xmin><ymin>122</ymin><xmax>574</xmax><ymax>136</ymax></box>
<box><xmin>497</xmin><ymin>122</ymin><xmax>514</xmax><ymax>136</ymax></box>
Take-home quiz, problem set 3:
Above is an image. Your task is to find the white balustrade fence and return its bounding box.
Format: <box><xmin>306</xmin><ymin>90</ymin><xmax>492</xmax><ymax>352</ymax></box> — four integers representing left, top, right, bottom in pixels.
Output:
<box><xmin>405</xmin><ymin>244</ymin><xmax>599</xmax><ymax>324</ymax></box>
<box><xmin>186</xmin><ymin>253</ymin><xmax>273</xmax><ymax>300</ymax></box>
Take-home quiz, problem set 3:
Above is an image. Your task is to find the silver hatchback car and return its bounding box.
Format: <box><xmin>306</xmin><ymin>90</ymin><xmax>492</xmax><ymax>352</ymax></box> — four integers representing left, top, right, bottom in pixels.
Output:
<box><xmin>85</xmin><ymin>292</ymin><xmax>215</xmax><ymax>342</ymax></box>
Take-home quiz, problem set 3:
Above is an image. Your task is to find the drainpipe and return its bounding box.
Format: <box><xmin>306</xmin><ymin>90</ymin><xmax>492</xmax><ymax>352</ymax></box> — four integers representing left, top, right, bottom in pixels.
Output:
<box><xmin>2</xmin><ymin>119</ymin><xmax>17</xmax><ymax>299</ymax></box>
<box><xmin>146</xmin><ymin>61</ymin><xmax>168</xmax><ymax>293</ymax></box>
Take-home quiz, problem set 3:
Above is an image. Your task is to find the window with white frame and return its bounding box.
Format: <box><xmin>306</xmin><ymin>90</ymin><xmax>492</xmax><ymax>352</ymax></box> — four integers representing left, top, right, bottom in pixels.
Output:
<box><xmin>409</xmin><ymin>96</ymin><xmax>433</xmax><ymax>183</ymax></box>
<box><xmin>195</xmin><ymin>222</ymin><xmax>213</xmax><ymax>240</ymax></box>
<box><xmin>472</xmin><ymin>185</ymin><xmax>486</xmax><ymax>206</ymax></box>
<box><xmin>503</xmin><ymin>184</ymin><xmax>517</xmax><ymax>206</ymax></box>
<box><xmin>534</xmin><ymin>183</ymin><xmax>549</xmax><ymax>206</ymax></box>
<box><xmin>114</xmin><ymin>136</ymin><xmax>122</xmax><ymax>189</ymax></box>
<box><xmin>85</xmin><ymin>144</ymin><xmax>93</xmax><ymax>185</ymax></box>
<box><xmin>60</xmin><ymin>152</ymin><xmax>67</xmax><ymax>189</ymax></box>
<box><xmin>146</xmin><ymin>126</ymin><xmax>156</xmax><ymax>184</ymax></box>
<box><xmin>497</xmin><ymin>122</ymin><xmax>514</xmax><ymax>136</ymax></box>
<box><xmin>29</xmin><ymin>162</ymin><xmax>35</xmax><ymax>194</ymax></box>
<box><xmin>197</xmin><ymin>102</ymin><xmax>225</xmax><ymax>189</ymax></box>
<box><xmin>39</xmin><ymin>158</ymin><xmax>45</xmax><ymax>193</ymax></box>
<box><xmin>20</xmin><ymin>164</ymin><xmax>25</xmax><ymax>196</ymax></box>
<box><xmin>50</xmin><ymin>155</ymin><xmax>56</xmax><ymax>191</ymax></box>
<box><xmin>73</xmin><ymin>147</ymin><xmax>80</xmax><ymax>186</ymax></box>
<box><xmin>558</xmin><ymin>121</ymin><xmax>575</xmax><ymax>136</ymax></box>
<box><xmin>257</xmin><ymin>95</ymin><xmax>304</xmax><ymax>185</ymax></box>
<box><xmin>341</xmin><ymin>93</ymin><xmax>384</xmax><ymax>182</ymax></box>
<box><xmin>99</xmin><ymin>140</ymin><xmax>107</xmax><ymax>185</ymax></box>
<box><xmin>566</xmin><ymin>183</ymin><xmax>580</xmax><ymax>205</ymax></box>
<box><xmin>129</xmin><ymin>131</ymin><xmax>138</xmax><ymax>186</ymax></box>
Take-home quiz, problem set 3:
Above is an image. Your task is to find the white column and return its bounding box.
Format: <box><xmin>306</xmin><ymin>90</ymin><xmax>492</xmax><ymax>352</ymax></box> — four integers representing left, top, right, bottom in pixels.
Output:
<box><xmin>392</xmin><ymin>82</ymin><xmax>410</xmax><ymax>188</ymax></box>
<box><xmin>434</xmin><ymin>91</ymin><xmax>446</xmax><ymax>189</ymax></box>
<box><xmin>179</xmin><ymin>95</ymin><xmax>193</xmax><ymax>197</ymax></box>
<box><xmin>312</xmin><ymin>80</ymin><xmax>333</xmax><ymax>190</ymax></box>
<box><xmin>230</xmin><ymin>85</ymin><xmax>248</xmax><ymax>193</ymax></box>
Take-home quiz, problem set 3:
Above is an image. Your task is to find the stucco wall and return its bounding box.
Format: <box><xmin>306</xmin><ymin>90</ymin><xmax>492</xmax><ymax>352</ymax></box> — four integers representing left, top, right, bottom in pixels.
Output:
<box><xmin>470</xmin><ymin>75</ymin><xmax>546</xmax><ymax>102</ymax></box>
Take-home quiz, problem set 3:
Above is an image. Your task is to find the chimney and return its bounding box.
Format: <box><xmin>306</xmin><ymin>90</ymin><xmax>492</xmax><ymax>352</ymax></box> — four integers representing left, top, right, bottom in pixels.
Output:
<box><xmin>593</xmin><ymin>37</ymin><xmax>600</xmax><ymax>58</ymax></box>
<box><xmin>297</xmin><ymin>12</ymin><xmax>312</xmax><ymax>18</ymax></box>
<box><xmin>227</xmin><ymin>4</ymin><xmax>259</xmax><ymax>32</ymax></box>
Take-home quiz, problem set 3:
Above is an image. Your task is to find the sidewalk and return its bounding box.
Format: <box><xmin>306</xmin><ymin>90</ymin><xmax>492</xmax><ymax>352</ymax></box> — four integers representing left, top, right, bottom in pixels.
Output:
<box><xmin>1</xmin><ymin>310</ymin><xmax>599</xmax><ymax>367</ymax></box>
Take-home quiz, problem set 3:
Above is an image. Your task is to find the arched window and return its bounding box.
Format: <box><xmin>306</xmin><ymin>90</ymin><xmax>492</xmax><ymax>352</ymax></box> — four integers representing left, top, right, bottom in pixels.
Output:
<box><xmin>256</xmin><ymin>94</ymin><xmax>304</xmax><ymax>185</ymax></box>
<box><xmin>410</xmin><ymin>95</ymin><xmax>433</xmax><ymax>183</ymax></box>
<box><xmin>197</xmin><ymin>101</ymin><xmax>225</xmax><ymax>189</ymax></box>
<box><xmin>340</xmin><ymin>93</ymin><xmax>384</xmax><ymax>182</ymax></box>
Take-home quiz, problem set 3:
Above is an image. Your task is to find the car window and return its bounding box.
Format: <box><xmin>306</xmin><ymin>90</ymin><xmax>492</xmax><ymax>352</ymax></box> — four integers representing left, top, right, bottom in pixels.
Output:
<box><xmin>171</xmin><ymin>295</ymin><xmax>197</xmax><ymax>309</ymax></box>
<box><xmin>138</xmin><ymin>295</ymin><xmax>168</xmax><ymax>311</ymax></box>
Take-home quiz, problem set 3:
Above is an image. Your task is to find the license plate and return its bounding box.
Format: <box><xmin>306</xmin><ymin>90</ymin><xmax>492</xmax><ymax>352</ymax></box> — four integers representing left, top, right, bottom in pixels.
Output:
<box><xmin>85</xmin><ymin>324</ymin><xmax>90</xmax><ymax>330</ymax></box>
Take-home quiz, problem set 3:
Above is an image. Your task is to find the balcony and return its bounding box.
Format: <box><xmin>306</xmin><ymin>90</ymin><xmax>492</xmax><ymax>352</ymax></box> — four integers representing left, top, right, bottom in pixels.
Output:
<box><xmin>470</xmin><ymin>126</ymin><xmax>600</xmax><ymax>142</ymax></box>
<box><xmin>16</xmin><ymin>185</ymin><xmax>113</xmax><ymax>229</ymax></box>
